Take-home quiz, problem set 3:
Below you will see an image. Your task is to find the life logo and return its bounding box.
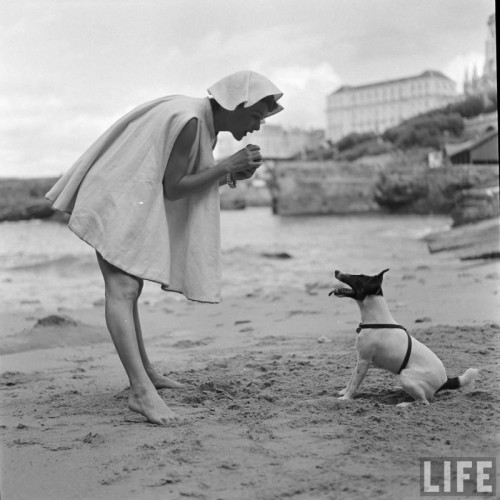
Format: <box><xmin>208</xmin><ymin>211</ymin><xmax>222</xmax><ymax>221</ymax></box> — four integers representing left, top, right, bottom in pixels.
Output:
<box><xmin>420</xmin><ymin>457</ymin><xmax>496</xmax><ymax>496</ymax></box>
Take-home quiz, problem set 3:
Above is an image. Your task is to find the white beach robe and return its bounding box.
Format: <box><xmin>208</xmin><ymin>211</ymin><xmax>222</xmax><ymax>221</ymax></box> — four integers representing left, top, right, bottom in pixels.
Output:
<box><xmin>46</xmin><ymin>96</ymin><xmax>221</xmax><ymax>303</ymax></box>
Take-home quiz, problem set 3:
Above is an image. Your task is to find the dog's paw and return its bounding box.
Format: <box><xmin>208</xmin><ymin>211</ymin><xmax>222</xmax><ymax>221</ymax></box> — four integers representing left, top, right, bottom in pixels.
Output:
<box><xmin>338</xmin><ymin>388</ymin><xmax>348</xmax><ymax>396</ymax></box>
<box><xmin>396</xmin><ymin>401</ymin><xmax>413</xmax><ymax>408</ymax></box>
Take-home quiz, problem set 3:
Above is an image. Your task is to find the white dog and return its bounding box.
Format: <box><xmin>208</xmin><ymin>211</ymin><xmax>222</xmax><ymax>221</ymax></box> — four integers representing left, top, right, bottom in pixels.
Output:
<box><xmin>330</xmin><ymin>269</ymin><xmax>478</xmax><ymax>406</ymax></box>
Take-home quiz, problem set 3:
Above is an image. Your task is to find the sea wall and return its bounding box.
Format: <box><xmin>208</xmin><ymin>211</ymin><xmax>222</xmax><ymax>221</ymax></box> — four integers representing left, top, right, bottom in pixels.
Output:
<box><xmin>375</xmin><ymin>163</ymin><xmax>499</xmax><ymax>224</ymax></box>
<box><xmin>274</xmin><ymin>161</ymin><xmax>381</xmax><ymax>215</ymax></box>
<box><xmin>220</xmin><ymin>184</ymin><xmax>272</xmax><ymax>210</ymax></box>
<box><xmin>273</xmin><ymin>161</ymin><xmax>499</xmax><ymax>222</ymax></box>
<box><xmin>2</xmin><ymin>162</ymin><xmax>498</xmax><ymax>223</ymax></box>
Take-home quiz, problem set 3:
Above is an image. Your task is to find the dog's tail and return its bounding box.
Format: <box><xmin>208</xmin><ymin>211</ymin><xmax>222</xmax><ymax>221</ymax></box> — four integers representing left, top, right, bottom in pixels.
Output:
<box><xmin>436</xmin><ymin>368</ymin><xmax>479</xmax><ymax>393</ymax></box>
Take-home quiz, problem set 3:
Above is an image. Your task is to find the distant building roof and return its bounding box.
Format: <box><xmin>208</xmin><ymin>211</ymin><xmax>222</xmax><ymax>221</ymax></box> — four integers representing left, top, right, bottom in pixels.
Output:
<box><xmin>444</xmin><ymin>129</ymin><xmax>498</xmax><ymax>165</ymax></box>
<box><xmin>444</xmin><ymin>129</ymin><xmax>498</xmax><ymax>157</ymax></box>
<box><xmin>330</xmin><ymin>70</ymin><xmax>454</xmax><ymax>96</ymax></box>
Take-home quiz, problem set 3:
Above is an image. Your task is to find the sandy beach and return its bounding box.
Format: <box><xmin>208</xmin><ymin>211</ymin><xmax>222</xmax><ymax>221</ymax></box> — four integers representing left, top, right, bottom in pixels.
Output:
<box><xmin>1</xmin><ymin>216</ymin><xmax>499</xmax><ymax>500</ymax></box>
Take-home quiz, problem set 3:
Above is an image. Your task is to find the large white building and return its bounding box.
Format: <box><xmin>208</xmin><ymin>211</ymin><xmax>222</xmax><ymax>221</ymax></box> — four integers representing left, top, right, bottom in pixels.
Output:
<box><xmin>326</xmin><ymin>70</ymin><xmax>458</xmax><ymax>143</ymax></box>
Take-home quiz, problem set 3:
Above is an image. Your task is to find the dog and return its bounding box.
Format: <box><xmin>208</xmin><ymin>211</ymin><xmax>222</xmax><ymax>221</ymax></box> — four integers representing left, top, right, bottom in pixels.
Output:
<box><xmin>330</xmin><ymin>269</ymin><xmax>478</xmax><ymax>407</ymax></box>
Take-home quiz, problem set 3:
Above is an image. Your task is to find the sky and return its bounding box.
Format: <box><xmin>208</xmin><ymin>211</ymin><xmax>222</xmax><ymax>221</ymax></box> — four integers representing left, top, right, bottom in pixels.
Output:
<box><xmin>0</xmin><ymin>0</ymin><xmax>495</xmax><ymax>178</ymax></box>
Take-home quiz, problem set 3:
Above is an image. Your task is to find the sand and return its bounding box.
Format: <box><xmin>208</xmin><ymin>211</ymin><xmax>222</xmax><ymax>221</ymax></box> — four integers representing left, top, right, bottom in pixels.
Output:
<box><xmin>1</xmin><ymin>259</ymin><xmax>499</xmax><ymax>500</ymax></box>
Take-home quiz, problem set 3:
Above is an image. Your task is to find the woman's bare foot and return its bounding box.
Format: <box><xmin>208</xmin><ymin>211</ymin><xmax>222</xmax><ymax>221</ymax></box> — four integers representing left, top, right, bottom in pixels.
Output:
<box><xmin>128</xmin><ymin>385</ymin><xmax>179</xmax><ymax>425</ymax></box>
<box><xmin>145</xmin><ymin>365</ymin><xmax>186</xmax><ymax>390</ymax></box>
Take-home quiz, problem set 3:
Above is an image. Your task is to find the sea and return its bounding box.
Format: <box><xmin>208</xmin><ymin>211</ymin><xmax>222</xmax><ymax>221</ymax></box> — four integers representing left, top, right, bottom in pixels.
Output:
<box><xmin>0</xmin><ymin>208</ymin><xmax>452</xmax><ymax>313</ymax></box>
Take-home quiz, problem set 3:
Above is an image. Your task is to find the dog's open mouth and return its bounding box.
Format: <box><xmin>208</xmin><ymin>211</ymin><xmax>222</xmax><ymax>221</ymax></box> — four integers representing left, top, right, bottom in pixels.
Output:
<box><xmin>328</xmin><ymin>284</ymin><xmax>354</xmax><ymax>297</ymax></box>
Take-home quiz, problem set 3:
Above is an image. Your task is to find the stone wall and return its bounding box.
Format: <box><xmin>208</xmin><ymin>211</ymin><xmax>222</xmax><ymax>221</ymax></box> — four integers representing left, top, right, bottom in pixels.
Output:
<box><xmin>273</xmin><ymin>161</ymin><xmax>499</xmax><ymax>219</ymax></box>
<box><xmin>274</xmin><ymin>161</ymin><xmax>382</xmax><ymax>215</ymax></box>
<box><xmin>375</xmin><ymin>163</ymin><xmax>499</xmax><ymax>221</ymax></box>
<box><xmin>2</xmin><ymin>163</ymin><xmax>498</xmax><ymax>223</ymax></box>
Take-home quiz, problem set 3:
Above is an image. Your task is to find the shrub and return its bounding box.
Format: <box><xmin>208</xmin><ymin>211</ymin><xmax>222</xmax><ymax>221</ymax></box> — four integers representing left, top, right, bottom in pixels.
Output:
<box><xmin>383</xmin><ymin>111</ymin><xmax>464</xmax><ymax>149</ymax></box>
<box><xmin>336</xmin><ymin>132</ymin><xmax>377</xmax><ymax>152</ymax></box>
<box><xmin>338</xmin><ymin>139</ymin><xmax>391</xmax><ymax>161</ymax></box>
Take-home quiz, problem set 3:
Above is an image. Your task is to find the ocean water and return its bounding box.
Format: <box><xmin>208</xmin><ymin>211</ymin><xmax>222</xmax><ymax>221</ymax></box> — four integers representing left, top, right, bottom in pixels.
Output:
<box><xmin>0</xmin><ymin>208</ymin><xmax>451</xmax><ymax>312</ymax></box>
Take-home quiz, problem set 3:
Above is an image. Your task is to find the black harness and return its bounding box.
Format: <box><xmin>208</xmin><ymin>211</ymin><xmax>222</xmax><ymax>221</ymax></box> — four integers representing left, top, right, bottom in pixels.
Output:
<box><xmin>355</xmin><ymin>323</ymin><xmax>412</xmax><ymax>374</ymax></box>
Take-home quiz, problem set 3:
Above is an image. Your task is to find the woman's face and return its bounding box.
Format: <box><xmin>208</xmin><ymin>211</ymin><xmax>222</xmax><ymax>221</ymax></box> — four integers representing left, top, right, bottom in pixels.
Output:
<box><xmin>228</xmin><ymin>101</ymin><xmax>269</xmax><ymax>141</ymax></box>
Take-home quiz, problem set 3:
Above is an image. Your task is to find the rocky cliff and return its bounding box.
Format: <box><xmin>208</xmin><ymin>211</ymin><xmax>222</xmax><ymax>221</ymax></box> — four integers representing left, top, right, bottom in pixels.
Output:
<box><xmin>273</xmin><ymin>160</ymin><xmax>499</xmax><ymax>223</ymax></box>
<box><xmin>375</xmin><ymin>163</ymin><xmax>499</xmax><ymax>225</ymax></box>
<box><xmin>0</xmin><ymin>178</ymin><xmax>68</xmax><ymax>222</ymax></box>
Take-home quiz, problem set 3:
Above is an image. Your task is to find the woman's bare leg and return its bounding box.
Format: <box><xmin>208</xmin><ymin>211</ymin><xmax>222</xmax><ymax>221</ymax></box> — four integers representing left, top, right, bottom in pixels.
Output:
<box><xmin>132</xmin><ymin>295</ymin><xmax>185</xmax><ymax>389</ymax></box>
<box><xmin>96</xmin><ymin>253</ymin><xmax>178</xmax><ymax>425</ymax></box>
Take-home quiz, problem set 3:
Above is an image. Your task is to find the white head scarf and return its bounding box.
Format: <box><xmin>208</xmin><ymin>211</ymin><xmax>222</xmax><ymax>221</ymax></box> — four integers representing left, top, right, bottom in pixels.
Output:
<box><xmin>207</xmin><ymin>70</ymin><xmax>284</xmax><ymax>118</ymax></box>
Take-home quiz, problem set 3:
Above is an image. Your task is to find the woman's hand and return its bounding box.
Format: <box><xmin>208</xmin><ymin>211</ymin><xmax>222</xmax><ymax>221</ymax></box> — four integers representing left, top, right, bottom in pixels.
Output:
<box><xmin>223</xmin><ymin>144</ymin><xmax>262</xmax><ymax>174</ymax></box>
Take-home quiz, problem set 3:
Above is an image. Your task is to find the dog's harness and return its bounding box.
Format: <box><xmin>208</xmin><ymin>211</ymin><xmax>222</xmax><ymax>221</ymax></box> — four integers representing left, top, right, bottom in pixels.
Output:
<box><xmin>356</xmin><ymin>323</ymin><xmax>412</xmax><ymax>374</ymax></box>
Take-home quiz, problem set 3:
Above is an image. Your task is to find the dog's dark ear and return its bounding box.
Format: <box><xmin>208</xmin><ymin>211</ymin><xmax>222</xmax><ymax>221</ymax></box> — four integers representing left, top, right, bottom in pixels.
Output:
<box><xmin>379</xmin><ymin>268</ymin><xmax>390</xmax><ymax>277</ymax></box>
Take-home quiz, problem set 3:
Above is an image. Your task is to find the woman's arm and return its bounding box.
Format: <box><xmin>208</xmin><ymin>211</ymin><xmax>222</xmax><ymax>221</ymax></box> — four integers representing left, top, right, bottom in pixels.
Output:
<box><xmin>164</xmin><ymin>119</ymin><xmax>263</xmax><ymax>201</ymax></box>
<box><xmin>164</xmin><ymin>119</ymin><xmax>226</xmax><ymax>201</ymax></box>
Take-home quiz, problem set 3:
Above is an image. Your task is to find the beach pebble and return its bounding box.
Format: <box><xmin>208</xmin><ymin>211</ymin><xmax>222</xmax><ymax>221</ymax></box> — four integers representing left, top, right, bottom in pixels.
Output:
<box><xmin>415</xmin><ymin>317</ymin><xmax>432</xmax><ymax>323</ymax></box>
<box><xmin>149</xmin><ymin>477</ymin><xmax>181</xmax><ymax>486</ymax></box>
<box><xmin>260</xmin><ymin>251</ymin><xmax>293</xmax><ymax>259</ymax></box>
<box><xmin>34</xmin><ymin>314</ymin><xmax>77</xmax><ymax>327</ymax></box>
<box><xmin>317</xmin><ymin>336</ymin><xmax>333</xmax><ymax>343</ymax></box>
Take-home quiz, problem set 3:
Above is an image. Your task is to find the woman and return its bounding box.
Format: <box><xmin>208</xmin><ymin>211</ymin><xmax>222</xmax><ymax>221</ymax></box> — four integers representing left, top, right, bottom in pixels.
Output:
<box><xmin>46</xmin><ymin>70</ymin><xmax>284</xmax><ymax>425</ymax></box>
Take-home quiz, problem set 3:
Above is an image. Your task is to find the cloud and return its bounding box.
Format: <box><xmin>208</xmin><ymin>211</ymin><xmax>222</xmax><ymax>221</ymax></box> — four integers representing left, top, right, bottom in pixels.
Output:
<box><xmin>268</xmin><ymin>62</ymin><xmax>341</xmax><ymax>128</ymax></box>
<box><xmin>0</xmin><ymin>0</ymin><xmax>494</xmax><ymax>177</ymax></box>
